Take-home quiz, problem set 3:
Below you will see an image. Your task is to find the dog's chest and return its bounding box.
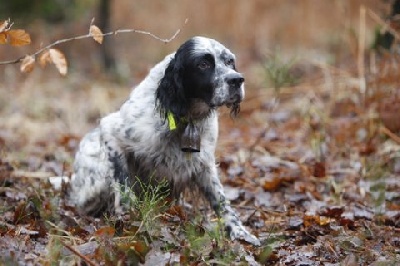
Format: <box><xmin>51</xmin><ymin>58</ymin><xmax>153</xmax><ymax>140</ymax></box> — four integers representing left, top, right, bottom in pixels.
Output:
<box><xmin>125</xmin><ymin>123</ymin><xmax>215</xmax><ymax>186</ymax></box>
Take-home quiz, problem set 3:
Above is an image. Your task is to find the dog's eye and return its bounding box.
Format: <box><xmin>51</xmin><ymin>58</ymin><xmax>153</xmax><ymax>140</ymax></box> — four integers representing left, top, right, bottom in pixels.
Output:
<box><xmin>226</xmin><ymin>58</ymin><xmax>235</xmax><ymax>68</ymax></box>
<box><xmin>198</xmin><ymin>61</ymin><xmax>211</xmax><ymax>70</ymax></box>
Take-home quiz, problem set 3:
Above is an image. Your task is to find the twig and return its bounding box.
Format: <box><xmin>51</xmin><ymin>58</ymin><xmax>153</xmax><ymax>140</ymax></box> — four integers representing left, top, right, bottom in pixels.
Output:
<box><xmin>0</xmin><ymin>19</ymin><xmax>186</xmax><ymax>66</ymax></box>
<box><xmin>367</xmin><ymin>8</ymin><xmax>400</xmax><ymax>41</ymax></box>
<box><xmin>61</xmin><ymin>241</ymin><xmax>98</xmax><ymax>266</ymax></box>
<box><xmin>380</xmin><ymin>126</ymin><xmax>400</xmax><ymax>145</ymax></box>
<box><xmin>358</xmin><ymin>5</ymin><xmax>366</xmax><ymax>106</ymax></box>
<box><xmin>12</xmin><ymin>170</ymin><xmax>54</xmax><ymax>178</ymax></box>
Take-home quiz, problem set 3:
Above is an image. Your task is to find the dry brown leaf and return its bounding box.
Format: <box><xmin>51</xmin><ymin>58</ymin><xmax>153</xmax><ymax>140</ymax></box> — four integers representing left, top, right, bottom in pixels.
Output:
<box><xmin>49</xmin><ymin>49</ymin><xmax>67</xmax><ymax>75</ymax></box>
<box><xmin>7</xmin><ymin>29</ymin><xmax>31</xmax><ymax>46</ymax></box>
<box><xmin>313</xmin><ymin>161</ymin><xmax>326</xmax><ymax>178</ymax></box>
<box><xmin>0</xmin><ymin>33</ymin><xmax>6</xmax><ymax>44</ymax></box>
<box><xmin>94</xmin><ymin>226</ymin><xmax>115</xmax><ymax>238</ymax></box>
<box><xmin>262</xmin><ymin>175</ymin><xmax>282</xmax><ymax>191</ymax></box>
<box><xmin>0</xmin><ymin>21</ymin><xmax>7</xmax><ymax>33</ymax></box>
<box><xmin>20</xmin><ymin>55</ymin><xmax>35</xmax><ymax>73</ymax></box>
<box><xmin>318</xmin><ymin>216</ymin><xmax>331</xmax><ymax>226</ymax></box>
<box><xmin>0</xmin><ymin>19</ymin><xmax>11</xmax><ymax>33</ymax></box>
<box><xmin>90</xmin><ymin>24</ymin><xmax>103</xmax><ymax>44</ymax></box>
<box><xmin>39</xmin><ymin>50</ymin><xmax>52</xmax><ymax>68</ymax></box>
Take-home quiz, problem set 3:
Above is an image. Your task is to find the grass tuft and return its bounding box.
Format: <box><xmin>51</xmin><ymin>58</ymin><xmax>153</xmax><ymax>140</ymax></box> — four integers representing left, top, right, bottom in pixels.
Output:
<box><xmin>262</xmin><ymin>51</ymin><xmax>298</xmax><ymax>95</ymax></box>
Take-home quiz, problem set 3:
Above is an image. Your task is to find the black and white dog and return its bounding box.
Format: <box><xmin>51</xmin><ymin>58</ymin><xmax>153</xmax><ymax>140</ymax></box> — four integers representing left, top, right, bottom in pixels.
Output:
<box><xmin>69</xmin><ymin>36</ymin><xmax>260</xmax><ymax>245</ymax></box>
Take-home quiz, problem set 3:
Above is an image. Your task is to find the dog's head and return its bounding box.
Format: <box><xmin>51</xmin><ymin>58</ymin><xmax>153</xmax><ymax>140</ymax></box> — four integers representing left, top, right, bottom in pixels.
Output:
<box><xmin>156</xmin><ymin>36</ymin><xmax>245</xmax><ymax>120</ymax></box>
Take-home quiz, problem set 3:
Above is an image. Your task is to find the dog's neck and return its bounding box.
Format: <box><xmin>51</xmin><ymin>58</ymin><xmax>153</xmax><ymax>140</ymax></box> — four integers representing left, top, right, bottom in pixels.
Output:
<box><xmin>165</xmin><ymin>99</ymin><xmax>214</xmax><ymax>153</ymax></box>
<box><xmin>186</xmin><ymin>98</ymin><xmax>213</xmax><ymax>121</ymax></box>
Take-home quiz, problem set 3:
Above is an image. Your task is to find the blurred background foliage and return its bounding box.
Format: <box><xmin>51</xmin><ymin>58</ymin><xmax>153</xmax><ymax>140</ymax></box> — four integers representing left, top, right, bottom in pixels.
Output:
<box><xmin>0</xmin><ymin>0</ymin><xmax>96</xmax><ymax>24</ymax></box>
<box><xmin>0</xmin><ymin>0</ymin><xmax>396</xmax><ymax>85</ymax></box>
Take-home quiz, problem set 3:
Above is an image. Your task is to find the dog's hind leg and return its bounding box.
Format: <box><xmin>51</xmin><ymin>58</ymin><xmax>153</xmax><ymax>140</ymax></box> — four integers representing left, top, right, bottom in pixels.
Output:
<box><xmin>69</xmin><ymin>113</ymin><xmax>129</xmax><ymax>216</ymax></box>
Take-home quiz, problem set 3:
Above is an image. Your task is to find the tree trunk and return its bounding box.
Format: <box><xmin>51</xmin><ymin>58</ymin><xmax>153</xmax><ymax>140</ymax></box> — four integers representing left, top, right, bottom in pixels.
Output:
<box><xmin>98</xmin><ymin>0</ymin><xmax>116</xmax><ymax>72</ymax></box>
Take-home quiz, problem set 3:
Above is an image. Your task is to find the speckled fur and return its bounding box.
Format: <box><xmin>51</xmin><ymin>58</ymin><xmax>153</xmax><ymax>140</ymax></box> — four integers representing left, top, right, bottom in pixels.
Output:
<box><xmin>69</xmin><ymin>36</ymin><xmax>260</xmax><ymax>246</ymax></box>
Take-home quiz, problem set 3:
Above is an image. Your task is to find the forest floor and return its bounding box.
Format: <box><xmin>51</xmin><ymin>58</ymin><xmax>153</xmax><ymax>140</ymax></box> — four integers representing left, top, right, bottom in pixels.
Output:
<box><xmin>1</xmin><ymin>47</ymin><xmax>400</xmax><ymax>265</ymax></box>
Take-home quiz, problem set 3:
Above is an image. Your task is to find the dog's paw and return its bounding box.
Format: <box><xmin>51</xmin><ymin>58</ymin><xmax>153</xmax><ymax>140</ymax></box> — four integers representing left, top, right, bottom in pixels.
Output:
<box><xmin>227</xmin><ymin>223</ymin><xmax>260</xmax><ymax>246</ymax></box>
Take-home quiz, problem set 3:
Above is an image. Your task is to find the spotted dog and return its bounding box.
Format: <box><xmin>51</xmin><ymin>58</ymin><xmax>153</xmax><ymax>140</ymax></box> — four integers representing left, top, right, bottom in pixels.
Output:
<box><xmin>69</xmin><ymin>36</ymin><xmax>260</xmax><ymax>245</ymax></box>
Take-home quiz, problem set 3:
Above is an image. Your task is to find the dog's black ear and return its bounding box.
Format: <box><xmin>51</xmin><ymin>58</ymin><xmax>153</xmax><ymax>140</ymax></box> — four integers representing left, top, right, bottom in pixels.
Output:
<box><xmin>156</xmin><ymin>56</ymin><xmax>189</xmax><ymax>120</ymax></box>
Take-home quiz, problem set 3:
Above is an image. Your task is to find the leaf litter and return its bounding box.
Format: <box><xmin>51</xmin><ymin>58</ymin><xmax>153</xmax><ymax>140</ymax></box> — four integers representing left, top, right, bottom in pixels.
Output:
<box><xmin>1</xmin><ymin>48</ymin><xmax>400</xmax><ymax>266</ymax></box>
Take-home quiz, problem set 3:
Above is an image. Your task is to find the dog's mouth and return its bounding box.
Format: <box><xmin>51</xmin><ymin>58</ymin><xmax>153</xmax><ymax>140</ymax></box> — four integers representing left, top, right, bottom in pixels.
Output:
<box><xmin>208</xmin><ymin>98</ymin><xmax>241</xmax><ymax>116</ymax></box>
<box><xmin>226</xmin><ymin>102</ymin><xmax>241</xmax><ymax>117</ymax></box>
<box><xmin>225</xmin><ymin>93</ymin><xmax>242</xmax><ymax>116</ymax></box>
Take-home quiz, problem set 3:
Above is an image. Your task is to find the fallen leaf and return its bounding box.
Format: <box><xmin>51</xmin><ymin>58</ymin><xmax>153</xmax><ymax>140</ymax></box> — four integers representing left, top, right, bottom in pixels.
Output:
<box><xmin>252</xmin><ymin>156</ymin><xmax>300</xmax><ymax>174</ymax></box>
<box><xmin>13</xmin><ymin>201</ymin><xmax>40</xmax><ymax>225</ymax></box>
<box><xmin>287</xmin><ymin>216</ymin><xmax>304</xmax><ymax>230</ymax></box>
<box><xmin>330</xmin><ymin>98</ymin><xmax>359</xmax><ymax>118</ymax></box>
<box><xmin>90</xmin><ymin>24</ymin><xmax>104</xmax><ymax>44</ymax></box>
<box><xmin>130</xmin><ymin>241</ymin><xmax>150</xmax><ymax>254</ymax></box>
<box><xmin>318</xmin><ymin>216</ymin><xmax>331</xmax><ymax>226</ymax></box>
<box><xmin>341</xmin><ymin>253</ymin><xmax>359</xmax><ymax>266</ymax></box>
<box><xmin>339</xmin><ymin>212</ymin><xmax>355</xmax><ymax>228</ymax></box>
<box><xmin>378</xmin><ymin>94</ymin><xmax>400</xmax><ymax>133</ymax></box>
<box><xmin>313</xmin><ymin>161</ymin><xmax>326</xmax><ymax>177</ymax></box>
<box><xmin>94</xmin><ymin>226</ymin><xmax>115</xmax><ymax>238</ymax></box>
<box><xmin>61</xmin><ymin>242</ymin><xmax>99</xmax><ymax>256</ymax></box>
<box><xmin>116</xmin><ymin>241</ymin><xmax>150</xmax><ymax>263</ymax></box>
<box><xmin>49</xmin><ymin>49</ymin><xmax>68</xmax><ymax>75</ymax></box>
<box><xmin>165</xmin><ymin>205</ymin><xmax>187</xmax><ymax>220</ymax></box>
<box><xmin>7</xmin><ymin>29</ymin><xmax>31</xmax><ymax>46</ymax></box>
<box><xmin>255</xmin><ymin>191</ymin><xmax>272</xmax><ymax>207</ymax></box>
<box><xmin>145</xmin><ymin>250</ymin><xmax>172</xmax><ymax>266</ymax></box>
<box><xmin>20</xmin><ymin>55</ymin><xmax>35</xmax><ymax>73</ymax></box>
<box><xmin>354</xmin><ymin>206</ymin><xmax>373</xmax><ymax>220</ymax></box>
<box><xmin>320</xmin><ymin>206</ymin><xmax>344</xmax><ymax>218</ymax></box>
<box><xmin>303</xmin><ymin>214</ymin><xmax>321</xmax><ymax>227</ymax></box>
<box><xmin>262</xmin><ymin>175</ymin><xmax>282</xmax><ymax>191</ymax></box>
<box><xmin>223</xmin><ymin>186</ymin><xmax>241</xmax><ymax>201</ymax></box>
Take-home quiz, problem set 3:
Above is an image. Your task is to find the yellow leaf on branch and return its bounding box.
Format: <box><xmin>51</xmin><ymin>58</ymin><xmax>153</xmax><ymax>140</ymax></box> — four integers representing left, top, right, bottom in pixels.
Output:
<box><xmin>49</xmin><ymin>49</ymin><xmax>68</xmax><ymax>75</ymax></box>
<box><xmin>39</xmin><ymin>50</ymin><xmax>51</xmax><ymax>67</ymax></box>
<box><xmin>20</xmin><ymin>55</ymin><xmax>35</xmax><ymax>73</ymax></box>
<box><xmin>90</xmin><ymin>25</ymin><xmax>103</xmax><ymax>44</ymax></box>
<box><xmin>0</xmin><ymin>19</ymin><xmax>11</xmax><ymax>33</ymax></box>
<box><xmin>7</xmin><ymin>29</ymin><xmax>31</xmax><ymax>46</ymax></box>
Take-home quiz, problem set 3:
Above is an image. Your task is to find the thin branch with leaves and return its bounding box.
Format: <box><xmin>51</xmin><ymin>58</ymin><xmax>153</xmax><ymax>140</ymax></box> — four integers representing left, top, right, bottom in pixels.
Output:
<box><xmin>0</xmin><ymin>18</ymin><xmax>186</xmax><ymax>75</ymax></box>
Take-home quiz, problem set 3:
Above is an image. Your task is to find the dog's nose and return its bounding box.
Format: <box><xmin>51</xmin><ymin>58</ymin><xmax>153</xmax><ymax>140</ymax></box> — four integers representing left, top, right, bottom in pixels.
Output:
<box><xmin>225</xmin><ymin>73</ymin><xmax>245</xmax><ymax>88</ymax></box>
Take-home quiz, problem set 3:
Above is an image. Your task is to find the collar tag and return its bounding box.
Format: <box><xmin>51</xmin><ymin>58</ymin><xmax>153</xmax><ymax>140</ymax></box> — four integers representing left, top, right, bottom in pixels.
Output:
<box><xmin>167</xmin><ymin>112</ymin><xmax>177</xmax><ymax>131</ymax></box>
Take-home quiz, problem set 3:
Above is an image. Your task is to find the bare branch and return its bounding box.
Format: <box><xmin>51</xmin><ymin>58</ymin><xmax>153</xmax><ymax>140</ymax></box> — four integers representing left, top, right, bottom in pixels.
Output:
<box><xmin>367</xmin><ymin>8</ymin><xmax>400</xmax><ymax>41</ymax></box>
<box><xmin>60</xmin><ymin>241</ymin><xmax>98</xmax><ymax>266</ymax></box>
<box><xmin>0</xmin><ymin>20</ymin><xmax>186</xmax><ymax>66</ymax></box>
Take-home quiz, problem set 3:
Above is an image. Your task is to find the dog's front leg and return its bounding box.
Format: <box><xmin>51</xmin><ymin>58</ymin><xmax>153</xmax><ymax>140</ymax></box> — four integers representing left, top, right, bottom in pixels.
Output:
<box><xmin>195</xmin><ymin>165</ymin><xmax>260</xmax><ymax>246</ymax></box>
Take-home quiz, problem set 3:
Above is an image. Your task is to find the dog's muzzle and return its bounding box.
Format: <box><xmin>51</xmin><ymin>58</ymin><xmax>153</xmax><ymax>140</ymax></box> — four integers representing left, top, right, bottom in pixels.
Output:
<box><xmin>225</xmin><ymin>72</ymin><xmax>245</xmax><ymax>105</ymax></box>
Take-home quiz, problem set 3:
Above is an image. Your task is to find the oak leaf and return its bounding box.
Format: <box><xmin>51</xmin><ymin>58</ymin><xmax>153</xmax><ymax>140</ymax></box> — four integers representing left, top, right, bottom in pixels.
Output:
<box><xmin>90</xmin><ymin>24</ymin><xmax>103</xmax><ymax>44</ymax></box>
<box><xmin>20</xmin><ymin>55</ymin><xmax>35</xmax><ymax>73</ymax></box>
<box><xmin>49</xmin><ymin>49</ymin><xmax>68</xmax><ymax>75</ymax></box>
<box><xmin>7</xmin><ymin>29</ymin><xmax>31</xmax><ymax>46</ymax></box>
